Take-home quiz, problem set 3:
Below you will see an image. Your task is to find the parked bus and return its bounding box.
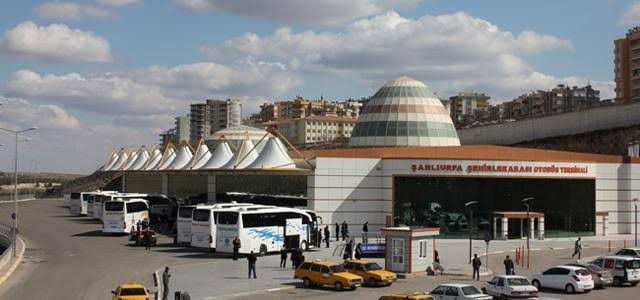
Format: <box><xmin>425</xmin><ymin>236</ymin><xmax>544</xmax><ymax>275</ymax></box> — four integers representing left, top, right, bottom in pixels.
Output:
<box><xmin>94</xmin><ymin>193</ymin><xmax>147</xmax><ymax>220</ymax></box>
<box><xmin>177</xmin><ymin>205</ymin><xmax>196</xmax><ymax>245</ymax></box>
<box><xmin>69</xmin><ymin>192</ymin><xmax>98</xmax><ymax>216</ymax></box>
<box><xmin>91</xmin><ymin>191</ymin><xmax>118</xmax><ymax>220</ymax></box>
<box><xmin>216</xmin><ymin>207</ymin><xmax>316</xmax><ymax>256</ymax></box>
<box><xmin>103</xmin><ymin>198</ymin><xmax>149</xmax><ymax>234</ymax></box>
<box><xmin>190</xmin><ymin>203</ymin><xmax>260</xmax><ymax>249</ymax></box>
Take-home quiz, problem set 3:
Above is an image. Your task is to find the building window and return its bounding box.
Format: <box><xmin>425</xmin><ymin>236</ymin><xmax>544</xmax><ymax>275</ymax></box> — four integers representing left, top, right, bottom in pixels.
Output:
<box><xmin>418</xmin><ymin>240</ymin><xmax>428</xmax><ymax>259</ymax></box>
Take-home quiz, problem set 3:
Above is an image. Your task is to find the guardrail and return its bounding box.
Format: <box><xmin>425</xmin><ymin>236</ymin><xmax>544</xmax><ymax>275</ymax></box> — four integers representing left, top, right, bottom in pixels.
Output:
<box><xmin>0</xmin><ymin>194</ymin><xmax>35</xmax><ymax>202</ymax></box>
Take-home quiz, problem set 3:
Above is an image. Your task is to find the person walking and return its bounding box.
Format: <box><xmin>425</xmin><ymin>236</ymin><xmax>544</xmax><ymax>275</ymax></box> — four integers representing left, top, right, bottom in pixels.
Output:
<box><xmin>247</xmin><ymin>251</ymin><xmax>257</xmax><ymax>279</ymax></box>
<box><xmin>232</xmin><ymin>236</ymin><xmax>241</xmax><ymax>261</ymax></box>
<box><xmin>162</xmin><ymin>266</ymin><xmax>171</xmax><ymax>300</ymax></box>
<box><xmin>472</xmin><ymin>254</ymin><xmax>481</xmax><ymax>281</ymax></box>
<box><xmin>354</xmin><ymin>243</ymin><xmax>363</xmax><ymax>260</ymax></box>
<box><xmin>572</xmin><ymin>237</ymin><xmax>582</xmax><ymax>259</ymax></box>
<box><xmin>504</xmin><ymin>255</ymin><xmax>515</xmax><ymax>275</ymax></box>
<box><xmin>280</xmin><ymin>246</ymin><xmax>287</xmax><ymax>268</ymax></box>
<box><xmin>434</xmin><ymin>250</ymin><xmax>440</xmax><ymax>263</ymax></box>
<box><xmin>290</xmin><ymin>247</ymin><xmax>299</xmax><ymax>270</ymax></box>
<box><xmin>298</xmin><ymin>250</ymin><xmax>305</xmax><ymax>269</ymax></box>
<box><xmin>324</xmin><ymin>225</ymin><xmax>330</xmax><ymax>248</ymax></box>
<box><xmin>317</xmin><ymin>229</ymin><xmax>323</xmax><ymax>248</ymax></box>
<box><xmin>343</xmin><ymin>240</ymin><xmax>353</xmax><ymax>261</ymax></box>
<box><xmin>335</xmin><ymin>222</ymin><xmax>340</xmax><ymax>241</ymax></box>
<box><xmin>144</xmin><ymin>229</ymin><xmax>151</xmax><ymax>250</ymax></box>
<box><xmin>341</xmin><ymin>221</ymin><xmax>349</xmax><ymax>241</ymax></box>
<box><xmin>362</xmin><ymin>221</ymin><xmax>368</xmax><ymax>243</ymax></box>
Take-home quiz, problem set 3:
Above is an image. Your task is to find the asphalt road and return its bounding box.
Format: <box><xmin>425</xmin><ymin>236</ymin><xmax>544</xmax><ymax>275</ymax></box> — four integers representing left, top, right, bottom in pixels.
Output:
<box><xmin>0</xmin><ymin>199</ymin><xmax>200</xmax><ymax>300</ymax></box>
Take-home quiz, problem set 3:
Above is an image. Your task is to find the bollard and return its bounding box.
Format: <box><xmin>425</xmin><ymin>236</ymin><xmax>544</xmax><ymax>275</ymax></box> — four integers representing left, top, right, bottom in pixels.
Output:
<box><xmin>515</xmin><ymin>248</ymin><xmax>519</xmax><ymax>265</ymax></box>
<box><xmin>527</xmin><ymin>248</ymin><xmax>530</xmax><ymax>269</ymax></box>
<box><xmin>624</xmin><ymin>240</ymin><xmax>627</xmax><ymax>248</ymax></box>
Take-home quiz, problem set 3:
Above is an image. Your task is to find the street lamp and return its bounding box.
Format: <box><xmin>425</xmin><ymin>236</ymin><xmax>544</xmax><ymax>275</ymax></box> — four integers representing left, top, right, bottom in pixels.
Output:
<box><xmin>0</xmin><ymin>126</ymin><xmax>37</xmax><ymax>259</ymax></box>
<box><xmin>634</xmin><ymin>198</ymin><xmax>638</xmax><ymax>247</ymax></box>
<box><xmin>522</xmin><ymin>197</ymin><xmax>534</xmax><ymax>250</ymax></box>
<box><xmin>465</xmin><ymin>201</ymin><xmax>479</xmax><ymax>262</ymax></box>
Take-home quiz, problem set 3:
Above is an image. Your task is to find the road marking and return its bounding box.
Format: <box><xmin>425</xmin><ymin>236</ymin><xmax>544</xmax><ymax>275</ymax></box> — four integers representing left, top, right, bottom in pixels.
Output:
<box><xmin>0</xmin><ymin>237</ymin><xmax>26</xmax><ymax>286</ymax></box>
<box><xmin>0</xmin><ymin>198</ymin><xmax>37</xmax><ymax>204</ymax></box>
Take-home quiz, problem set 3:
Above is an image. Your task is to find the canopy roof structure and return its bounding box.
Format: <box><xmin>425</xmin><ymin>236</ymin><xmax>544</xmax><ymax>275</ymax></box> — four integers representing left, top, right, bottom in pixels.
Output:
<box><xmin>107</xmin><ymin>149</ymin><xmax>128</xmax><ymax>171</ymax></box>
<box><xmin>122</xmin><ymin>147</ymin><xmax>144</xmax><ymax>170</ymax></box>
<box><xmin>102</xmin><ymin>149</ymin><xmax>119</xmax><ymax>171</ymax></box>
<box><xmin>165</xmin><ymin>144</ymin><xmax>193</xmax><ymax>170</ymax></box>
<box><xmin>186</xmin><ymin>142</ymin><xmax>211</xmax><ymax>169</ymax></box>
<box><xmin>127</xmin><ymin>146</ymin><xmax>150</xmax><ymax>170</ymax></box>
<box><xmin>222</xmin><ymin>139</ymin><xmax>259</xmax><ymax>169</ymax></box>
<box><xmin>156</xmin><ymin>146</ymin><xmax>176</xmax><ymax>170</ymax></box>
<box><xmin>246</xmin><ymin>137</ymin><xmax>295</xmax><ymax>169</ymax></box>
<box><xmin>198</xmin><ymin>141</ymin><xmax>233</xmax><ymax>169</ymax></box>
<box><xmin>144</xmin><ymin>148</ymin><xmax>162</xmax><ymax>170</ymax></box>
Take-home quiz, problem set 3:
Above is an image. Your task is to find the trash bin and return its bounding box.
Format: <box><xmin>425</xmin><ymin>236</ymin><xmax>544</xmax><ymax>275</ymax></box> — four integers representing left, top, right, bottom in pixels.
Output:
<box><xmin>180</xmin><ymin>292</ymin><xmax>191</xmax><ymax>300</ymax></box>
<box><xmin>174</xmin><ymin>291</ymin><xmax>181</xmax><ymax>300</ymax></box>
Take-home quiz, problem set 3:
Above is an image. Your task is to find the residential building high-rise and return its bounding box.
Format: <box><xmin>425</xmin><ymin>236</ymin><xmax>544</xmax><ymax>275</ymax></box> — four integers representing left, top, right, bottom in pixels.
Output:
<box><xmin>614</xmin><ymin>26</ymin><xmax>640</xmax><ymax>104</ymax></box>
<box><xmin>262</xmin><ymin>115</ymin><xmax>356</xmax><ymax>145</ymax></box>
<box><xmin>174</xmin><ymin>115</ymin><xmax>190</xmax><ymax>144</ymax></box>
<box><xmin>448</xmin><ymin>92</ymin><xmax>490</xmax><ymax>124</ymax></box>
<box><xmin>159</xmin><ymin>128</ymin><xmax>177</xmax><ymax>149</ymax></box>
<box><xmin>190</xmin><ymin>98</ymin><xmax>243</xmax><ymax>144</ymax></box>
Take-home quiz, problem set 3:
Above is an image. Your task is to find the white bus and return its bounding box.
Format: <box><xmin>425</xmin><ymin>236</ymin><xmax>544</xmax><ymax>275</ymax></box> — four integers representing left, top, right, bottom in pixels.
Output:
<box><xmin>91</xmin><ymin>191</ymin><xmax>118</xmax><ymax>220</ymax></box>
<box><xmin>102</xmin><ymin>199</ymin><xmax>149</xmax><ymax>234</ymax></box>
<box><xmin>69</xmin><ymin>192</ymin><xmax>96</xmax><ymax>216</ymax></box>
<box><xmin>216</xmin><ymin>207</ymin><xmax>316</xmax><ymax>256</ymax></box>
<box><xmin>190</xmin><ymin>203</ymin><xmax>260</xmax><ymax>249</ymax></box>
<box><xmin>177</xmin><ymin>205</ymin><xmax>196</xmax><ymax>245</ymax></box>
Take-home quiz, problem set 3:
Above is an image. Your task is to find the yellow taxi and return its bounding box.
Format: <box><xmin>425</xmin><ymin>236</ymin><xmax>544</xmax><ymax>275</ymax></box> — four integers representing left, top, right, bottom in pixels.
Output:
<box><xmin>377</xmin><ymin>292</ymin><xmax>435</xmax><ymax>300</ymax></box>
<box><xmin>111</xmin><ymin>281</ymin><xmax>151</xmax><ymax>300</ymax></box>
<box><xmin>343</xmin><ymin>259</ymin><xmax>397</xmax><ymax>286</ymax></box>
<box><xmin>294</xmin><ymin>259</ymin><xmax>364</xmax><ymax>290</ymax></box>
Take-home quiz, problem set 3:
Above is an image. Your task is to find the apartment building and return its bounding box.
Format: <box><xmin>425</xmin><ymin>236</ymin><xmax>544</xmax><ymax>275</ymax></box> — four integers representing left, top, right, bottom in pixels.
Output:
<box><xmin>448</xmin><ymin>92</ymin><xmax>490</xmax><ymax>124</ymax></box>
<box><xmin>614</xmin><ymin>26</ymin><xmax>640</xmax><ymax>104</ymax></box>
<box><xmin>190</xmin><ymin>99</ymin><xmax>243</xmax><ymax>144</ymax></box>
<box><xmin>263</xmin><ymin>115</ymin><xmax>356</xmax><ymax>145</ymax></box>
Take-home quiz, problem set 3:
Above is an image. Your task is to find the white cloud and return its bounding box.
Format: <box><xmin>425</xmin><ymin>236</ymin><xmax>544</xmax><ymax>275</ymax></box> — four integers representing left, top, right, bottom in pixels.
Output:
<box><xmin>3</xmin><ymin>59</ymin><xmax>299</xmax><ymax>117</ymax></box>
<box><xmin>174</xmin><ymin>0</ymin><xmax>420</xmax><ymax>26</ymax></box>
<box><xmin>619</xmin><ymin>2</ymin><xmax>640</xmax><ymax>26</ymax></box>
<box><xmin>94</xmin><ymin>0</ymin><xmax>143</xmax><ymax>7</ymax></box>
<box><xmin>0</xmin><ymin>95</ymin><xmax>80</xmax><ymax>130</ymax></box>
<box><xmin>0</xmin><ymin>21</ymin><xmax>113</xmax><ymax>63</ymax></box>
<box><xmin>35</xmin><ymin>2</ymin><xmax>113</xmax><ymax>20</ymax></box>
<box><xmin>202</xmin><ymin>11</ymin><xmax>601</xmax><ymax>101</ymax></box>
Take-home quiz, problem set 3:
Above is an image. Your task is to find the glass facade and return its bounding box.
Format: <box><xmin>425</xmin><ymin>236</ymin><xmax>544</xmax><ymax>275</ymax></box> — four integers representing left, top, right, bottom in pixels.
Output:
<box><xmin>351</xmin><ymin>121</ymin><xmax>458</xmax><ymax>138</ymax></box>
<box><xmin>394</xmin><ymin>176</ymin><xmax>595</xmax><ymax>238</ymax></box>
<box><xmin>373</xmin><ymin>85</ymin><xmax>438</xmax><ymax>98</ymax></box>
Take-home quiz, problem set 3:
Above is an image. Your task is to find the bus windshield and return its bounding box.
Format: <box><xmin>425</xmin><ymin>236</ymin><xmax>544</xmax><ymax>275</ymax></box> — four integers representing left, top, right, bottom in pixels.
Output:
<box><xmin>71</xmin><ymin>193</ymin><xmax>80</xmax><ymax>199</ymax></box>
<box><xmin>82</xmin><ymin>194</ymin><xmax>92</xmax><ymax>201</ymax></box>
<box><xmin>192</xmin><ymin>210</ymin><xmax>210</xmax><ymax>222</ymax></box>
<box><xmin>217</xmin><ymin>212</ymin><xmax>238</xmax><ymax>225</ymax></box>
<box><xmin>105</xmin><ymin>202</ymin><xmax>125</xmax><ymax>211</ymax></box>
<box><xmin>178</xmin><ymin>207</ymin><xmax>194</xmax><ymax>218</ymax></box>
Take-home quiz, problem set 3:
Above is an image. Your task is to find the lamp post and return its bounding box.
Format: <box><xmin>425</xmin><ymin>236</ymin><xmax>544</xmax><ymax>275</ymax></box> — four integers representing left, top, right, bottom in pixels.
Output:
<box><xmin>0</xmin><ymin>126</ymin><xmax>37</xmax><ymax>259</ymax></box>
<box><xmin>465</xmin><ymin>201</ymin><xmax>479</xmax><ymax>262</ymax></box>
<box><xmin>522</xmin><ymin>197</ymin><xmax>534</xmax><ymax>250</ymax></box>
<box><xmin>634</xmin><ymin>198</ymin><xmax>638</xmax><ymax>247</ymax></box>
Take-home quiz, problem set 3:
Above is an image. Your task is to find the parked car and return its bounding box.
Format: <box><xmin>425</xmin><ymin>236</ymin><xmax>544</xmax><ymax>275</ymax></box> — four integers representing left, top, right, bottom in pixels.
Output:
<box><xmin>482</xmin><ymin>275</ymin><xmax>538</xmax><ymax>299</ymax></box>
<box><xmin>343</xmin><ymin>260</ymin><xmax>397</xmax><ymax>286</ymax></box>
<box><xmin>614</xmin><ymin>247</ymin><xmax>640</xmax><ymax>258</ymax></box>
<box><xmin>111</xmin><ymin>281</ymin><xmax>151</xmax><ymax>300</ymax></box>
<box><xmin>531</xmin><ymin>265</ymin><xmax>594</xmax><ymax>294</ymax></box>
<box><xmin>378</xmin><ymin>292</ymin><xmax>434</xmax><ymax>300</ymax></box>
<box><xmin>590</xmin><ymin>255</ymin><xmax>640</xmax><ymax>286</ymax></box>
<box><xmin>565</xmin><ymin>263</ymin><xmax>612</xmax><ymax>288</ymax></box>
<box><xmin>294</xmin><ymin>260</ymin><xmax>363</xmax><ymax>291</ymax></box>
<box><xmin>430</xmin><ymin>283</ymin><xmax>492</xmax><ymax>300</ymax></box>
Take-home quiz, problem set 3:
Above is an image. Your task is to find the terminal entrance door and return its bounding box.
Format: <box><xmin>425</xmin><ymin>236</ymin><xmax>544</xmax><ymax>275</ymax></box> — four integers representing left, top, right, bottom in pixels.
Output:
<box><xmin>508</xmin><ymin>218</ymin><xmax>522</xmax><ymax>239</ymax></box>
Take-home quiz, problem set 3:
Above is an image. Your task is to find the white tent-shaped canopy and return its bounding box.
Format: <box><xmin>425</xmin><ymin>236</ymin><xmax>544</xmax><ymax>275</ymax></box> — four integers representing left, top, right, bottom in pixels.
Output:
<box><xmin>144</xmin><ymin>148</ymin><xmax>163</xmax><ymax>170</ymax></box>
<box><xmin>198</xmin><ymin>141</ymin><xmax>233</xmax><ymax>169</ymax></box>
<box><xmin>246</xmin><ymin>137</ymin><xmax>295</xmax><ymax>169</ymax></box>
<box><xmin>187</xmin><ymin>143</ymin><xmax>212</xmax><ymax>169</ymax></box>
<box><xmin>122</xmin><ymin>147</ymin><xmax>143</xmax><ymax>170</ymax></box>
<box><xmin>165</xmin><ymin>144</ymin><xmax>193</xmax><ymax>170</ymax></box>
<box><xmin>127</xmin><ymin>146</ymin><xmax>150</xmax><ymax>170</ymax></box>
<box><xmin>221</xmin><ymin>139</ymin><xmax>258</xmax><ymax>169</ymax></box>
<box><xmin>107</xmin><ymin>149</ymin><xmax>129</xmax><ymax>171</ymax></box>
<box><xmin>156</xmin><ymin>147</ymin><xmax>177</xmax><ymax>170</ymax></box>
<box><xmin>102</xmin><ymin>149</ymin><xmax>119</xmax><ymax>171</ymax></box>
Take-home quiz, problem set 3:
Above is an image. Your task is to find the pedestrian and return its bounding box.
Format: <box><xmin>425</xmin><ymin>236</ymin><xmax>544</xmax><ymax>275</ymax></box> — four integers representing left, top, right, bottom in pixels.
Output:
<box><xmin>280</xmin><ymin>246</ymin><xmax>287</xmax><ymax>268</ymax></box>
<box><xmin>232</xmin><ymin>236</ymin><xmax>241</xmax><ymax>261</ymax></box>
<box><xmin>291</xmin><ymin>247</ymin><xmax>299</xmax><ymax>270</ymax></box>
<box><xmin>572</xmin><ymin>237</ymin><xmax>582</xmax><ymax>259</ymax></box>
<box><xmin>504</xmin><ymin>255</ymin><xmax>515</xmax><ymax>275</ymax></box>
<box><xmin>354</xmin><ymin>243</ymin><xmax>362</xmax><ymax>260</ymax></box>
<box><xmin>136</xmin><ymin>221</ymin><xmax>141</xmax><ymax>245</ymax></box>
<box><xmin>317</xmin><ymin>229</ymin><xmax>323</xmax><ymax>248</ymax></box>
<box><xmin>144</xmin><ymin>229</ymin><xmax>151</xmax><ymax>250</ymax></box>
<box><xmin>298</xmin><ymin>250</ymin><xmax>305</xmax><ymax>268</ymax></box>
<box><xmin>335</xmin><ymin>222</ymin><xmax>340</xmax><ymax>241</ymax></box>
<box><xmin>341</xmin><ymin>221</ymin><xmax>348</xmax><ymax>241</ymax></box>
<box><xmin>162</xmin><ymin>266</ymin><xmax>171</xmax><ymax>300</ymax></box>
<box><xmin>324</xmin><ymin>225</ymin><xmax>330</xmax><ymax>248</ymax></box>
<box><xmin>247</xmin><ymin>251</ymin><xmax>257</xmax><ymax>279</ymax></box>
<box><xmin>472</xmin><ymin>254</ymin><xmax>481</xmax><ymax>281</ymax></box>
<box><xmin>343</xmin><ymin>239</ymin><xmax>353</xmax><ymax>261</ymax></box>
<box><xmin>362</xmin><ymin>221</ymin><xmax>368</xmax><ymax>243</ymax></box>
<box><xmin>434</xmin><ymin>250</ymin><xmax>440</xmax><ymax>263</ymax></box>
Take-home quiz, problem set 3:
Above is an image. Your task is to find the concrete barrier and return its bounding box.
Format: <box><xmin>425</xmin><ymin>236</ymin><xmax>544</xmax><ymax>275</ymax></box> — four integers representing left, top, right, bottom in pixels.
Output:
<box><xmin>0</xmin><ymin>223</ymin><xmax>26</xmax><ymax>286</ymax></box>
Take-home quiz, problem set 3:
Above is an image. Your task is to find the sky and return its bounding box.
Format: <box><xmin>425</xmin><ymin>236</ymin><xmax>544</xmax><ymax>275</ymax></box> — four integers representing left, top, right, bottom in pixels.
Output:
<box><xmin>0</xmin><ymin>0</ymin><xmax>638</xmax><ymax>174</ymax></box>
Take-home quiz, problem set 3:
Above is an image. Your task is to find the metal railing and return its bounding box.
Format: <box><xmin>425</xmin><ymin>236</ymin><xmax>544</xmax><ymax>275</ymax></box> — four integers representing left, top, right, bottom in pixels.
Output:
<box><xmin>0</xmin><ymin>194</ymin><xmax>35</xmax><ymax>201</ymax></box>
<box><xmin>0</xmin><ymin>223</ymin><xmax>13</xmax><ymax>252</ymax></box>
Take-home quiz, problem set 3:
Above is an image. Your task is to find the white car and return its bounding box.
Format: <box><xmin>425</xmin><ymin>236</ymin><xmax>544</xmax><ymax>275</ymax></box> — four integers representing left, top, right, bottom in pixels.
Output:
<box><xmin>430</xmin><ymin>283</ymin><xmax>492</xmax><ymax>300</ymax></box>
<box><xmin>482</xmin><ymin>275</ymin><xmax>539</xmax><ymax>299</ymax></box>
<box><xmin>531</xmin><ymin>265</ymin><xmax>594</xmax><ymax>294</ymax></box>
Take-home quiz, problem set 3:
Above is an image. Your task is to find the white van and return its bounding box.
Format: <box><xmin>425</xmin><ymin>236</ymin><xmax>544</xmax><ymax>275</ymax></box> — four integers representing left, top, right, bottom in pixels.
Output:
<box><xmin>590</xmin><ymin>255</ymin><xmax>640</xmax><ymax>286</ymax></box>
<box><xmin>102</xmin><ymin>199</ymin><xmax>149</xmax><ymax>234</ymax></box>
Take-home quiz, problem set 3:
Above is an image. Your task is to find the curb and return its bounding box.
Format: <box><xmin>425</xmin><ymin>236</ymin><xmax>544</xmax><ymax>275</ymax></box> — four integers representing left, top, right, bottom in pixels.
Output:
<box><xmin>0</xmin><ymin>236</ymin><xmax>26</xmax><ymax>286</ymax></box>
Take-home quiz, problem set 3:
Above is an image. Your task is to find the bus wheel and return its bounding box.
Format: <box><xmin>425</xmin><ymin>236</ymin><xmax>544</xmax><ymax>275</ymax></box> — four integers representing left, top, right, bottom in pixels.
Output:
<box><xmin>259</xmin><ymin>244</ymin><xmax>268</xmax><ymax>256</ymax></box>
<box><xmin>300</xmin><ymin>240</ymin><xmax>308</xmax><ymax>251</ymax></box>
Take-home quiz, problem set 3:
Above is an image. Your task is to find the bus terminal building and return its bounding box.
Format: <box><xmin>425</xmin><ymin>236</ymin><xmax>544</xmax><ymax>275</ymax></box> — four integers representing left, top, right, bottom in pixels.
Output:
<box><xmin>111</xmin><ymin>77</ymin><xmax>640</xmax><ymax>240</ymax></box>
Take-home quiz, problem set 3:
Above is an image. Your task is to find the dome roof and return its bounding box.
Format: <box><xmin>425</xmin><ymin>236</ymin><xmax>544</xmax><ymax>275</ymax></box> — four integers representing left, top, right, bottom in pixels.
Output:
<box><xmin>348</xmin><ymin>76</ymin><xmax>460</xmax><ymax>147</ymax></box>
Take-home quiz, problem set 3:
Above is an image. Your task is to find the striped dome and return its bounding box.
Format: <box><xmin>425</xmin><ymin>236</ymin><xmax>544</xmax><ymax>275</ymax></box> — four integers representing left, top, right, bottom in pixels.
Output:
<box><xmin>348</xmin><ymin>76</ymin><xmax>460</xmax><ymax>147</ymax></box>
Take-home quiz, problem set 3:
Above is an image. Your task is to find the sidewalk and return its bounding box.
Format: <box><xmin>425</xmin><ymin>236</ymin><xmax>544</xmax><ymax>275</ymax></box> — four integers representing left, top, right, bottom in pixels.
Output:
<box><xmin>166</xmin><ymin>234</ymin><xmax>637</xmax><ymax>299</ymax></box>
